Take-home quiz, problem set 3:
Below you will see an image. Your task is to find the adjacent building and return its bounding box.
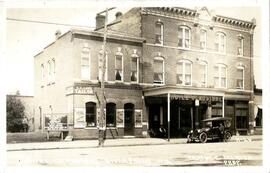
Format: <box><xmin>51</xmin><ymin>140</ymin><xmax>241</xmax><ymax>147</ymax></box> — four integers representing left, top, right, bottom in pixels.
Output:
<box><xmin>34</xmin><ymin>7</ymin><xmax>257</xmax><ymax>139</ymax></box>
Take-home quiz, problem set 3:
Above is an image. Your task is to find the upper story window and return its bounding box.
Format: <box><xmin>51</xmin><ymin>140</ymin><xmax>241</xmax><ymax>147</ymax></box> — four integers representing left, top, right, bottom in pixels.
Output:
<box><xmin>199</xmin><ymin>61</ymin><xmax>207</xmax><ymax>87</ymax></box>
<box><xmin>52</xmin><ymin>59</ymin><xmax>55</xmax><ymax>83</ymax></box>
<box><xmin>85</xmin><ymin>102</ymin><xmax>96</xmax><ymax>127</ymax></box>
<box><xmin>41</xmin><ymin>64</ymin><xmax>45</xmax><ymax>87</ymax></box>
<box><xmin>236</xmin><ymin>66</ymin><xmax>244</xmax><ymax>90</ymax></box>
<box><xmin>237</xmin><ymin>36</ymin><xmax>244</xmax><ymax>56</ymax></box>
<box><xmin>178</xmin><ymin>26</ymin><xmax>191</xmax><ymax>49</ymax></box>
<box><xmin>215</xmin><ymin>32</ymin><xmax>226</xmax><ymax>53</ymax></box>
<box><xmin>214</xmin><ymin>64</ymin><xmax>227</xmax><ymax>88</ymax></box>
<box><xmin>200</xmin><ymin>30</ymin><xmax>207</xmax><ymax>50</ymax></box>
<box><xmin>115</xmin><ymin>48</ymin><xmax>123</xmax><ymax>82</ymax></box>
<box><xmin>176</xmin><ymin>59</ymin><xmax>192</xmax><ymax>86</ymax></box>
<box><xmin>131</xmin><ymin>50</ymin><xmax>139</xmax><ymax>83</ymax></box>
<box><xmin>153</xmin><ymin>57</ymin><xmax>165</xmax><ymax>84</ymax></box>
<box><xmin>81</xmin><ymin>45</ymin><xmax>91</xmax><ymax>80</ymax></box>
<box><xmin>98</xmin><ymin>50</ymin><xmax>108</xmax><ymax>81</ymax></box>
<box><xmin>47</xmin><ymin>61</ymin><xmax>51</xmax><ymax>85</ymax></box>
<box><xmin>155</xmin><ymin>21</ymin><xmax>163</xmax><ymax>45</ymax></box>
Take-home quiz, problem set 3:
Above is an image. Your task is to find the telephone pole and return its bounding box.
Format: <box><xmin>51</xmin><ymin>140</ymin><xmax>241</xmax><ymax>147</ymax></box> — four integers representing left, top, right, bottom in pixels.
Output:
<box><xmin>97</xmin><ymin>7</ymin><xmax>120</xmax><ymax>147</ymax></box>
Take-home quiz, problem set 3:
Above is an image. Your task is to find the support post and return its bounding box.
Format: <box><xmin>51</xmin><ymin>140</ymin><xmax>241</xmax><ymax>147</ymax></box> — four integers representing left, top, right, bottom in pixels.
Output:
<box><xmin>195</xmin><ymin>99</ymin><xmax>199</xmax><ymax>128</ymax></box>
<box><xmin>167</xmin><ymin>93</ymin><xmax>170</xmax><ymax>142</ymax></box>
<box><xmin>222</xmin><ymin>96</ymin><xmax>225</xmax><ymax>117</ymax></box>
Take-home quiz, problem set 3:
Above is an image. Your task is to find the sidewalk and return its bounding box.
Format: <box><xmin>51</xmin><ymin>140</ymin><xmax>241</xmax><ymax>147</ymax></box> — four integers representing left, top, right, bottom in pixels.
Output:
<box><xmin>7</xmin><ymin>135</ymin><xmax>262</xmax><ymax>151</ymax></box>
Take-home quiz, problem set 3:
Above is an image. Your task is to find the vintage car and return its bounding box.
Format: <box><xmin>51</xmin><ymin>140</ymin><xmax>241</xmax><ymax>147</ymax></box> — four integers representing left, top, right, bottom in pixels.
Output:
<box><xmin>187</xmin><ymin>117</ymin><xmax>232</xmax><ymax>143</ymax></box>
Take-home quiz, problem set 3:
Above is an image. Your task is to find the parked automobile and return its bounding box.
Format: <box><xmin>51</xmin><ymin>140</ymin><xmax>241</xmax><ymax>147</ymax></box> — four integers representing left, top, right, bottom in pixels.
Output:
<box><xmin>187</xmin><ymin>117</ymin><xmax>232</xmax><ymax>143</ymax></box>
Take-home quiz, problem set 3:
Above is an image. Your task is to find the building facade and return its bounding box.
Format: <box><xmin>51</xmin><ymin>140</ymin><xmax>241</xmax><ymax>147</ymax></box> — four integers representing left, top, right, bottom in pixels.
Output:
<box><xmin>34</xmin><ymin>7</ymin><xmax>256</xmax><ymax>139</ymax></box>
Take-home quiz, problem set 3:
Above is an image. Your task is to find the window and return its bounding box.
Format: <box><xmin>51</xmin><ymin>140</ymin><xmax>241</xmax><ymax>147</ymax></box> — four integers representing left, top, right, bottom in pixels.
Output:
<box><xmin>81</xmin><ymin>45</ymin><xmax>91</xmax><ymax>80</ymax></box>
<box><xmin>153</xmin><ymin>57</ymin><xmax>165</xmax><ymax>84</ymax></box>
<box><xmin>131</xmin><ymin>50</ymin><xmax>139</xmax><ymax>82</ymax></box>
<box><xmin>52</xmin><ymin>59</ymin><xmax>55</xmax><ymax>83</ymax></box>
<box><xmin>178</xmin><ymin>26</ymin><xmax>191</xmax><ymax>49</ymax></box>
<box><xmin>215</xmin><ymin>32</ymin><xmax>226</xmax><ymax>53</ymax></box>
<box><xmin>115</xmin><ymin>49</ymin><xmax>123</xmax><ymax>81</ymax></box>
<box><xmin>214</xmin><ymin>64</ymin><xmax>227</xmax><ymax>88</ymax></box>
<box><xmin>41</xmin><ymin>64</ymin><xmax>45</xmax><ymax>86</ymax></box>
<box><xmin>236</xmin><ymin>66</ymin><xmax>244</xmax><ymax>90</ymax></box>
<box><xmin>212</xmin><ymin>103</ymin><xmax>222</xmax><ymax>118</ymax></box>
<box><xmin>155</xmin><ymin>21</ymin><xmax>163</xmax><ymax>45</ymax></box>
<box><xmin>199</xmin><ymin>61</ymin><xmax>207</xmax><ymax>87</ymax></box>
<box><xmin>98</xmin><ymin>51</ymin><xmax>108</xmax><ymax>81</ymax></box>
<box><xmin>176</xmin><ymin>60</ymin><xmax>192</xmax><ymax>86</ymax></box>
<box><xmin>85</xmin><ymin>102</ymin><xmax>96</xmax><ymax>127</ymax></box>
<box><xmin>106</xmin><ymin>103</ymin><xmax>116</xmax><ymax>127</ymax></box>
<box><xmin>236</xmin><ymin>108</ymin><xmax>248</xmax><ymax>129</ymax></box>
<box><xmin>200</xmin><ymin>30</ymin><xmax>207</xmax><ymax>50</ymax></box>
<box><xmin>47</xmin><ymin>61</ymin><xmax>51</xmax><ymax>85</ymax></box>
<box><xmin>237</xmin><ymin>36</ymin><xmax>244</xmax><ymax>56</ymax></box>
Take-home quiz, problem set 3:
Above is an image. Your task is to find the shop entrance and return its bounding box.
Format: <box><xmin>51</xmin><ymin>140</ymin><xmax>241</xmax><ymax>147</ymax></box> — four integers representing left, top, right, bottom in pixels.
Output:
<box><xmin>124</xmin><ymin>103</ymin><xmax>134</xmax><ymax>136</ymax></box>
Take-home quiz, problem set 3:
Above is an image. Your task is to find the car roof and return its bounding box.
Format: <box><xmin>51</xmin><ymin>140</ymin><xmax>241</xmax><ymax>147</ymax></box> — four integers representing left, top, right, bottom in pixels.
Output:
<box><xmin>202</xmin><ymin>117</ymin><xmax>232</xmax><ymax>122</ymax></box>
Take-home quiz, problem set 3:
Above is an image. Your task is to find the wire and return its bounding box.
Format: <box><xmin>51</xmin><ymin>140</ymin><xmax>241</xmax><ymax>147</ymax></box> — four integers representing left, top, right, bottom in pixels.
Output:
<box><xmin>7</xmin><ymin>17</ymin><xmax>96</xmax><ymax>29</ymax></box>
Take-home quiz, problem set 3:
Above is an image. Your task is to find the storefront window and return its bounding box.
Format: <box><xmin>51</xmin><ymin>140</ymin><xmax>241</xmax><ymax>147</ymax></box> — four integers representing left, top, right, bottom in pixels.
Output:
<box><xmin>236</xmin><ymin>108</ymin><xmax>248</xmax><ymax>129</ymax></box>
<box><xmin>106</xmin><ymin>103</ymin><xmax>116</xmax><ymax>127</ymax></box>
<box><xmin>85</xmin><ymin>102</ymin><xmax>96</xmax><ymax>127</ymax></box>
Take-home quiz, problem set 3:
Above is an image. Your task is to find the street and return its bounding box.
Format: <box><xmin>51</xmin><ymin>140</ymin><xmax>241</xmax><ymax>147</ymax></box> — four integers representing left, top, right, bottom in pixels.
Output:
<box><xmin>7</xmin><ymin>140</ymin><xmax>262</xmax><ymax>167</ymax></box>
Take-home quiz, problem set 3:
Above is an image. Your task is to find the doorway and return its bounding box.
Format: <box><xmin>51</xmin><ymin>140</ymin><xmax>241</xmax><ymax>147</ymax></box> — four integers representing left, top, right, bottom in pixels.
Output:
<box><xmin>124</xmin><ymin>103</ymin><xmax>134</xmax><ymax>136</ymax></box>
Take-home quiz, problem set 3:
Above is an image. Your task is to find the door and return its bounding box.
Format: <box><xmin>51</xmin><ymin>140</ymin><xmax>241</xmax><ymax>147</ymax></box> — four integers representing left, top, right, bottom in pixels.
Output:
<box><xmin>124</xmin><ymin>103</ymin><xmax>134</xmax><ymax>136</ymax></box>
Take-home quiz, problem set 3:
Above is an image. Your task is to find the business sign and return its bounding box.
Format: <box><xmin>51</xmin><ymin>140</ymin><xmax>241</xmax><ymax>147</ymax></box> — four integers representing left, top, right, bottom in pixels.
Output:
<box><xmin>66</xmin><ymin>86</ymin><xmax>94</xmax><ymax>95</ymax></box>
<box><xmin>74</xmin><ymin>108</ymin><xmax>86</xmax><ymax>128</ymax></box>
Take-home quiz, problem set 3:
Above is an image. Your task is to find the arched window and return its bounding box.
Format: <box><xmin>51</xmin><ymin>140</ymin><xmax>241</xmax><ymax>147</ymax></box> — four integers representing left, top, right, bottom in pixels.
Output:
<box><xmin>200</xmin><ymin>29</ymin><xmax>207</xmax><ymax>50</ymax></box>
<box><xmin>115</xmin><ymin>47</ymin><xmax>123</xmax><ymax>81</ymax></box>
<box><xmin>131</xmin><ymin>50</ymin><xmax>139</xmax><ymax>83</ymax></box>
<box><xmin>199</xmin><ymin>61</ymin><xmax>207</xmax><ymax>87</ymax></box>
<box><xmin>153</xmin><ymin>57</ymin><xmax>165</xmax><ymax>84</ymax></box>
<box><xmin>176</xmin><ymin>59</ymin><xmax>192</xmax><ymax>86</ymax></box>
<box><xmin>237</xmin><ymin>36</ymin><xmax>244</xmax><ymax>56</ymax></box>
<box><xmin>106</xmin><ymin>103</ymin><xmax>116</xmax><ymax>127</ymax></box>
<box><xmin>214</xmin><ymin>64</ymin><xmax>227</xmax><ymax>88</ymax></box>
<box><xmin>155</xmin><ymin>21</ymin><xmax>163</xmax><ymax>45</ymax></box>
<box><xmin>236</xmin><ymin>66</ymin><xmax>244</xmax><ymax>90</ymax></box>
<box><xmin>178</xmin><ymin>26</ymin><xmax>191</xmax><ymax>49</ymax></box>
<box><xmin>81</xmin><ymin>44</ymin><xmax>91</xmax><ymax>80</ymax></box>
<box><xmin>85</xmin><ymin>102</ymin><xmax>96</xmax><ymax>127</ymax></box>
<box><xmin>215</xmin><ymin>32</ymin><xmax>226</xmax><ymax>53</ymax></box>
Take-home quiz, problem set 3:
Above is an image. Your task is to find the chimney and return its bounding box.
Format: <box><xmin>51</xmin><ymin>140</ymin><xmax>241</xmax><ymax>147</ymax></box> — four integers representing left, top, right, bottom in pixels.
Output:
<box><xmin>55</xmin><ymin>30</ymin><xmax>61</xmax><ymax>40</ymax></box>
<box><xmin>96</xmin><ymin>14</ymin><xmax>105</xmax><ymax>29</ymax></box>
<box><xmin>115</xmin><ymin>12</ymin><xmax>123</xmax><ymax>20</ymax></box>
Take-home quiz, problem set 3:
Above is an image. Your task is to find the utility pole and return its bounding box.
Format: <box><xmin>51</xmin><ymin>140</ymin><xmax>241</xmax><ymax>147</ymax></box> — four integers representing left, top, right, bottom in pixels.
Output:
<box><xmin>97</xmin><ymin>7</ymin><xmax>119</xmax><ymax>147</ymax></box>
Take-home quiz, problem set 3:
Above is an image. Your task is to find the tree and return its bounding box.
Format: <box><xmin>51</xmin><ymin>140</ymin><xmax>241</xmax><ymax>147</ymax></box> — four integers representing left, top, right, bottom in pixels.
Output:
<box><xmin>6</xmin><ymin>95</ymin><xmax>28</xmax><ymax>132</ymax></box>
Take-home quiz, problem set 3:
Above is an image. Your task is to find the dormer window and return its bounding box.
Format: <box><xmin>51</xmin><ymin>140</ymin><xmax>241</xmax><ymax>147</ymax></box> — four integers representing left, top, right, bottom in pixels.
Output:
<box><xmin>215</xmin><ymin>32</ymin><xmax>226</xmax><ymax>53</ymax></box>
<box><xmin>237</xmin><ymin>36</ymin><xmax>244</xmax><ymax>56</ymax></box>
<box><xmin>178</xmin><ymin>26</ymin><xmax>191</xmax><ymax>49</ymax></box>
<box><xmin>155</xmin><ymin>21</ymin><xmax>163</xmax><ymax>45</ymax></box>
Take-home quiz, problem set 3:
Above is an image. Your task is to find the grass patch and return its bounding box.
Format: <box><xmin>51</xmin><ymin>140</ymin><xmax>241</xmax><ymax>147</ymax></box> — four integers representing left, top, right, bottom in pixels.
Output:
<box><xmin>7</xmin><ymin>132</ymin><xmax>62</xmax><ymax>143</ymax></box>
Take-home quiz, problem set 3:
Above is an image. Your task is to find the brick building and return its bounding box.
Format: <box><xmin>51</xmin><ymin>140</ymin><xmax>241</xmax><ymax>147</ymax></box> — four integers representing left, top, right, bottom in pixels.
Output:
<box><xmin>34</xmin><ymin>7</ymin><xmax>256</xmax><ymax>139</ymax></box>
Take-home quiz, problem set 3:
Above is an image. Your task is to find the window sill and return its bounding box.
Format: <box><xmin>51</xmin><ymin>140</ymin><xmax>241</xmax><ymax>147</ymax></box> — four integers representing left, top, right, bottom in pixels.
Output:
<box><xmin>177</xmin><ymin>47</ymin><xmax>191</xmax><ymax>51</ymax></box>
<box><xmin>237</xmin><ymin>55</ymin><xmax>244</xmax><ymax>58</ymax></box>
<box><xmin>85</xmin><ymin>127</ymin><xmax>97</xmax><ymax>129</ymax></box>
<box><xmin>155</xmin><ymin>43</ymin><xmax>163</xmax><ymax>46</ymax></box>
<box><xmin>153</xmin><ymin>83</ymin><xmax>165</xmax><ymax>86</ymax></box>
<box><xmin>176</xmin><ymin>84</ymin><xmax>192</xmax><ymax>87</ymax></box>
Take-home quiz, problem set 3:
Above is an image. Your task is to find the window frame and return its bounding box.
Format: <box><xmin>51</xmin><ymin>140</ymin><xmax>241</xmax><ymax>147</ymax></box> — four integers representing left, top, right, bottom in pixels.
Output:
<box><xmin>199</xmin><ymin>61</ymin><xmax>207</xmax><ymax>87</ymax></box>
<box><xmin>153</xmin><ymin>57</ymin><xmax>165</xmax><ymax>84</ymax></box>
<box><xmin>47</xmin><ymin>60</ymin><xmax>51</xmax><ymax>85</ymax></box>
<box><xmin>214</xmin><ymin>64</ymin><xmax>227</xmax><ymax>89</ymax></box>
<box><xmin>85</xmin><ymin>102</ymin><xmax>96</xmax><ymax>127</ymax></box>
<box><xmin>178</xmin><ymin>26</ymin><xmax>191</xmax><ymax>49</ymax></box>
<box><xmin>155</xmin><ymin>21</ymin><xmax>164</xmax><ymax>45</ymax></box>
<box><xmin>81</xmin><ymin>45</ymin><xmax>91</xmax><ymax>80</ymax></box>
<box><xmin>236</xmin><ymin>66</ymin><xmax>244</xmax><ymax>90</ymax></box>
<box><xmin>41</xmin><ymin>64</ymin><xmax>45</xmax><ymax>87</ymax></box>
<box><xmin>115</xmin><ymin>48</ymin><xmax>124</xmax><ymax>82</ymax></box>
<box><xmin>176</xmin><ymin>59</ymin><xmax>192</xmax><ymax>86</ymax></box>
<box><xmin>200</xmin><ymin>29</ymin><xmax>207</xmax><ymax>50</ymax></box>
<box><xmin>130</xmin><ymin>50</ymin><xmax>139</xmax><ymax>83</ymax></box>
<box><xmin>237</xmin><ymin>36</ymin><xmax>244</xmax><ymax>57</ymax></box>
<box><xmin>215</xmin><ymin>32</ymin><xmax>226</xmax><ymax>54</ymax></box>
<box><xmin>52</xmin><ymin>59</ymin><xmax>55</xmax><ymax>84</ymax></box>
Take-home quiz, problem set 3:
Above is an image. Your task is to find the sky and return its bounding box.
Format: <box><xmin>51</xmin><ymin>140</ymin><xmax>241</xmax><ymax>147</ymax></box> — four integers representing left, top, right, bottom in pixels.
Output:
<box><xmin>5</xmin><ymin>2</ymin><xmax>262</xmax><ymax>95</ymax></box>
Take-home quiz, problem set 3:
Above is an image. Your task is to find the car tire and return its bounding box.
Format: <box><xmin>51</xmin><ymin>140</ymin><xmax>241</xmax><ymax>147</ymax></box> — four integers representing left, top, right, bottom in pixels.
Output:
<box><xmin>224</xmin><ymin>131</ymin><xmax>232</xmax><ymax>142</ymax></box>
<box><xmin>187</xmin><ymin>135</ymin><xmax>191</xmax><ymax>143</ymax></box>
<box><xmin>199</xmin><ymin>132</ymin><xmax>207</xmax><ymax>143</ymax></box>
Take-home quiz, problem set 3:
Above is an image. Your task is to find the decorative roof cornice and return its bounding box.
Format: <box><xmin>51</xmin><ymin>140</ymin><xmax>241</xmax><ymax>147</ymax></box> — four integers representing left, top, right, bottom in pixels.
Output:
<box><xmin>142</xmin><ymin>7</ymin><xmax>256</xmax><ymax>31</ymax></box>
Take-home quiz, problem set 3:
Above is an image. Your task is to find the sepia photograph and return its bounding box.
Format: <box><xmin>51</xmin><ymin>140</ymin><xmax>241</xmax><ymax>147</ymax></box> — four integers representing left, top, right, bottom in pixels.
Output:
<box><xmin>2</xmin><ymin>0</ymin><xmax>269</xmax><ymax>172</ymax></box>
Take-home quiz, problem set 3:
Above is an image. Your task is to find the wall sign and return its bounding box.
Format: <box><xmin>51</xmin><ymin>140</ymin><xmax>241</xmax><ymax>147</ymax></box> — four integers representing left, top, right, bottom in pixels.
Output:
<box><xmin>66</xmin><ymin>86</ymin><xmax>94</xmax><ymax>95</ymax></box>
<box><xmin>74</xmin><ymin>108</ymin><xmax>86</xmax><ymax>128</ymax></box>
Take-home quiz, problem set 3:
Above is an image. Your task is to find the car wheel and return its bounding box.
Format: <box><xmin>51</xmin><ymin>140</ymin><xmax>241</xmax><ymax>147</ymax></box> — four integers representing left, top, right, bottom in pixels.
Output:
<box><xmin>224</xmin><ymin>131</ymin><xmax>232</xmax><ymax>142</ymax></box>
<box><xmin>187</xmin><ymin>135</ymin><xmax>192</xmax><ymax>143</ymax></box>
<box><xmin>199</xmin><ymin>132</ymin><xmax>207</xmax><ymax>143</ymax></box>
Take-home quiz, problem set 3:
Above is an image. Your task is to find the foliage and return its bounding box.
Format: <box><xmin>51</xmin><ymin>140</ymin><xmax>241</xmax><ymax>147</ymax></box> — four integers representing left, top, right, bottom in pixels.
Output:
<box><xmin>6</xmin><ymin>96</ymin><xmax>28</xmax><ymax>132</ymax></box>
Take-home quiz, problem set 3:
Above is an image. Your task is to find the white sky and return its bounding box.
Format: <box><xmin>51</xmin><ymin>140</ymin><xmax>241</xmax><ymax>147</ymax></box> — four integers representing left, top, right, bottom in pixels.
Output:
<box><xmin>5</xmin><ymin>2</ymin><xmax>262</xmax><ymax>95</ymax></box>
